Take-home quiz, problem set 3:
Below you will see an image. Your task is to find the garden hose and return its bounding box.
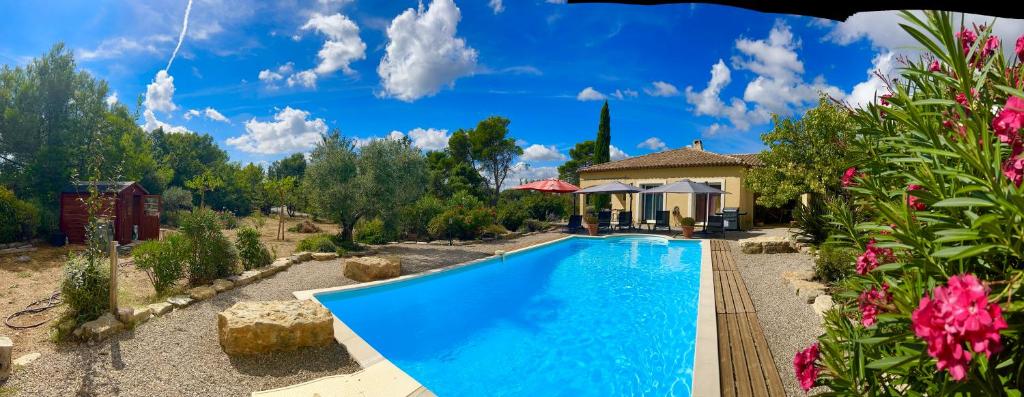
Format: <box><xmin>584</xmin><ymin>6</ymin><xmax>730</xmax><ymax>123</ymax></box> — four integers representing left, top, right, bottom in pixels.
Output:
<box><xmin>5</xmin><ymin>291</ymin><xmax>62</xmax><ymax>330</ymax></box>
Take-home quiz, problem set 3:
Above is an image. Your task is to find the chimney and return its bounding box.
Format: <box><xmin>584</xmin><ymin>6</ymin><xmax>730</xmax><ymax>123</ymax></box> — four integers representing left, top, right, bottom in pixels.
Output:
<box><xmin>692</xmin><ymin>139</ymin><xmax>704</xmax><ymax>151</ymax></box>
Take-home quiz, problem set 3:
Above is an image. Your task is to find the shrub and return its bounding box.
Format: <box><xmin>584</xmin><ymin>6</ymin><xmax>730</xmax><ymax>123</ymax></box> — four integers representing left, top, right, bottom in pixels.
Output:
<box><xmin>480</xmin><ymin>223</ymin><xmax>509</xmax><ymax>239</ymax></box>
<box><xmin>355</xmin><ymin>218</ymin><xmax>394</xmax><ymax>245</ymax></box>
<box><xmin>133</xmin><ymin>234</ymin><xmax>187</xmax><ymax>294</ymax></box>
<box><xmin>520</xmin><ymin>219</ymin><xmax>549</xmax><ymax>232</ymax></box>
<box><xmin>235</xmin><ymin>226</ymin><xmax>272</xmax><ymax>270</ymax></box>
<box><xmin>216</xmin><ymin>210</ymin><xmax>239</xmax><ymax>229</ymax></box>
<box><xmin>287</xmin><ymin>219</ymin><xmax>321</xmax><ymax>233</ymax></box>
<box><xmin>180</xmin><ymin>208</ymin><xmax>238</xmax><ymax>284</ymax></box>
<box><xmin>0</xmin><ymin>187</ymin><xmax>40</xmax><ymax>243</ymax></box>
<box><xmin>399</xmin><ymin>196</ymin><xmax>444</xmax><ymax>239</ymax></box>
<box><xmin>803</xmin><ymin>13</ymin><xmax>1024</xmax><ymax>393</ymax></box>
<box><xmin>813</xmin><ymin>245</ymin><xmax>854</xmax><ymax>284</ymax></box>
<box><xmin>162</xmin><ymin>186</ymin><xmax>193</xmax><ymax>212</ymax></box>
<box><xmin>296</xmin><ymin>234</ymin><xmax>338</xmax><ymax>253</ymax></box>
<box><xmin>162</xmin><ymin>209</ymin><xmax>190</xmax><ymax>228</ymax></box>
<box><xmin>497</xmin><ymin>201</ymin><xmax>527</xmax><ymax>232</ymax></box>
<box><xmin>679</xmin><ymin>217</ymin><xmax>697</xmax><ymax>227</ymax></box>
<box><xmin>61</xmin><ymin>254</ymin><xmax>110</xmax><ymax>324</ymax></box>
<box><xmin>427</xmin><ymin>207</ymin><xmax>495</xmax><ymax>241</ymax></box>
<box><xmin>791</xmin><ymin>199</ymin><xmax>830</xmax><ymax>244</ymax></box>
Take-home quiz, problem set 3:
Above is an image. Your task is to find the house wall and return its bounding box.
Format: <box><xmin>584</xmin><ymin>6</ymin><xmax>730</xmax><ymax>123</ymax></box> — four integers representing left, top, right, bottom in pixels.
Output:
<box><xmin>577</xmin><ymin>165</ymin><xmax>755</xmax><ymax>229</ymax></box>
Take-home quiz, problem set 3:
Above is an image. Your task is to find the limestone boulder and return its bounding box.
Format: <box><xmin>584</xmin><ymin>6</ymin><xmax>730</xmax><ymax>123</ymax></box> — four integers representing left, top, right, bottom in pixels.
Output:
<box><xmin>13</xmin><ymin>352</ymin><xmax>40</xmax><ymax>367</ymax></box>
<box><xmin>738</xmin><ymin>236</ymin><xmax>797</xmax><ymax>254</ymax></box>
<box><xmin>118</xmin><ymin>307</ymin><xmax>153</xmax><ymax>325</ymax></box>
<box><xmin>148</xmin><ymin>302</ymin><xmax>174</xmax><ymax>316</ymax></box>
<box><xmin>812</xmin><ymin>295</ymin><xmax>834</xmax><ymax>317</ymax></box>
<box><xmin>230</xmin><ymin>270</ymin><xmax>262</xmax><ymax>287</ymax></box>
<box><xmin>270</xmin><ymin>258</ymin><xmax>293</xmax><ymax>269</ymax></box>
<box><xmin>189</xmin><ymin>286</ymin><xmax>217</xmax><ymax>301</ymax></box>
<box><xmin>212</xmin><ymin>279</ymin><xmax>235</xmax><ymax>293</ymax></box>
<box><xmin>790</xmin><ymin>279</ymin><xmax>827</xmax><ymax>303</ymax></box>
<box><xmin>0</xmin><ymin>336</ymin><xmax>11</xmax><ymax>380</ymax></box>
<box><xmin>292</xmin><ymin>251</ymin><xmax>313</xmax><ymax>262</ymax></box>
<box><xmin>344</xmin><ymin>256</ymin><xmax>401</xmax><ymax>282</ymax></box>
<box><xmin>312</xmin><ymin>252</ymin><xmax>337</xmax><ymax>261</ymax></box>
<box><xmin>167</xmin><ymin>295</ymin><xmax>194</xmax><ymax>308</ymax></box>
<box><xmin>739</xmin><ymin>240</ymin><xmax>763</xmax><ymax>254</ymax></box>
<box><xmin>217</xmin><ymin>300</ymin><xmax>334</xmax><ymax>356</ymax></box>
<box><xmin>73</xmin><ymin>313</ymin><xmax>124</xmax><ymax>342</ymax></box>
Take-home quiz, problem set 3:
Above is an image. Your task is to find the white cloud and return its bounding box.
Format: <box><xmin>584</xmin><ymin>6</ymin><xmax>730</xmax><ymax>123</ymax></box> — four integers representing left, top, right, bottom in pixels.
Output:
<box><xmin>143</xmin><ymin>109</ymin><xmax>190</xmax><ymax>133</ymax></box>
<box><xmin>406</xmin><ymin>128</ymin><xmax>451</xmax><ymax>151</ymax></box>
<box><xmin>353</xmin><ymin>131</ymin><xmax>406</xmax><ymax>148</ymax></box>
<box><xmin>144</xmin><ymin>70</ymin><xmax>178</xmax><ymax>113</ymax></box>
<box><xmin>227</xmin><ymin>107</ymin><xmax>327</xmax><ymax>154</ymax></box>
<box><xmin>301</xmin><ymin>13</ymin><xmax>367</xmax><ymax>77</ymax></box>
<box><xmin>645</xmin><ymin>81</ymin><xmax>680</xmax><ymax>97</ymax></box>
<box><xmin>77</xmin><ymin>35</ymin><xmax>173</xmax><ymax>61</ymax></box>
<box><xmin>847</xmin><ymin>52</ymin><xmax>896</xmax><ymax>108</ymax></box>
<box><xmin>504</xmin><ymin>162</ymin><xmax>559</xmax><ymax>189</ymax></box>
<box><xmin>611</xmin><ymin>89</ymin><xmax>638</xmax><ymax>100</ymax></box>
<box><xmin>488</xmin><ymin>0</ymin><xmax>504</xmax><ymax>14</ymax></box>
<box><xmin>577</xmin><ymin>86</ymin><xmax>606</xmax><ymax>101</ymax></box>
<box><xmin>610</xmin><ymin>145</ymin><xmax>630</xmax><ymax>161</ymax></box>
<box><xmin>287</xmin><ymin>70</ymin><xmax>318</xmax><ymax>88</ymax></box>
<box><xmin>184</xmin><ymin>107</ymin><xmax>230</xmax><ymax>123</ymax></box>
<box><xmin>826</xmin><ymin>11</ymin><xmax>1024</xmax><ymax>58</ymax></box>
<box><xmin>522</xmin><ymin>144</ymin><xmax>567</xmax><ymax>162</ymax></box>
<box><xmin>105</xmin><ymin>92</ymin><xmax>119</xmax><ymax>107</ymax></box>
<box><xmin>377</xmin><ymin>0</ymin><xmax>478</xmax><ymax>102</ymax></box>
<box><xmin>637</xmin><ymin>137</ymin><xmax>669</xmax><ymax>151</ymax></box>
<box><xmin>258</xmin><ymin>69</ymin><xmax>283</xmax><ymax>82</ymax></box>
<box><xmin>685</xmin><ymin>20</ymin><xmax>842</xmax><ymax>131</ymax></box>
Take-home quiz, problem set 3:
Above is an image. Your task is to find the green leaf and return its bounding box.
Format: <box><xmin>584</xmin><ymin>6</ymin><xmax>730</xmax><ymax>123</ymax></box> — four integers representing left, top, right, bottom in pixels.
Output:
<box><xmin>932</xmin><ymin>244</ymin><xmax>995</xmax><ymax>259</ymax></box>
<box><xmin>866</xmin><ymin>355</ymin><xmax>916</xmax><ymax>370</ymax></box>
<box><xmin>872</xmin><ymin>263</ymin><xmax>903</xmax><ymax>273</ymax></box>
<box><xmin>933</xmin><ymin>197</ymin><xmax>994</xmax><ymax>207</ymax></box>
<box><xmin>855</xmin><ymin>336</ymin><xmax>891</xmax><ymax>345</ymax></box>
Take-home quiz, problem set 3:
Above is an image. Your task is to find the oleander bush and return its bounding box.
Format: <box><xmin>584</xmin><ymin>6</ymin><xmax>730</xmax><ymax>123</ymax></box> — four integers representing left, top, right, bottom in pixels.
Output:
<box><xmin>355</xmin><ymin>218</ymin><xmax>395</xmax><ymax>245</ymax></box>
<box><xmin>797</xmin><ymin>12</ymin><xmax>1024</xmax><ymax>394</ymax></box>
<box><xmin>399</xmin><ymin>195</ymin><xmax>444</xmax><ymax>240</ymax></box>
<box><xmin>296</xmin><ymin>233</ymin><xmax>338</xmax><ymax>253</ymax></box>
<box><xmin>180</xmin><ymin>208</ymin><xmax>238</xmax><ymax>284</ymax></box>
<box><xmin>133</xmin><ymin>233</ymin><xmax>188</xmax><ymax>294</ymax></box>
<box><xmin>497</xmin><ymin>201</ymin><xmax>528</xmax><ymax>232</ymax></box>
<box><xmin>235</xmin><ymin>226</ymin><xmax>272</xmax><ymax>270</ymax></box>
<box><xmin>520</xmin><ymin>219</ymin><xmax>549</xmax><ymax>233</ymax></box>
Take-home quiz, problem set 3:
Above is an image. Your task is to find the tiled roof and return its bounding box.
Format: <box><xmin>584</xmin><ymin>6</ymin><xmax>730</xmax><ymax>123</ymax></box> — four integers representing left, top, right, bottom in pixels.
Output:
<box><xmin>580</xmin><ymin>147</ymin><xmax>762</xmax><ymax>172</ymax></box>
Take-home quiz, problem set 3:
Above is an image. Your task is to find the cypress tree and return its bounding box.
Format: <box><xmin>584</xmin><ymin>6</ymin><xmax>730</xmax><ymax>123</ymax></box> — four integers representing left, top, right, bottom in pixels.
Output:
<box><xmin>592</xmin><ymin>101</ymin><xmax>611</xmax><ymax>210</ymax></box>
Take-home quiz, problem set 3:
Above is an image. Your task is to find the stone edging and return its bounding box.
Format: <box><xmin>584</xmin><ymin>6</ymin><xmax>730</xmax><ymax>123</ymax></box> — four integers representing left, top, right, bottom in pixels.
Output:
<box><xmin>71</xmin><ymin>251</ymin><xmax>335</xmax><ymax>343</ymax></box>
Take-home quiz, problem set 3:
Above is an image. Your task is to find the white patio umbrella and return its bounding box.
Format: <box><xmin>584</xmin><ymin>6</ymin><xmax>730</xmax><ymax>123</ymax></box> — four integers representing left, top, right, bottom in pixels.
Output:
<box><xmin>574</xmin><ymin>181</ymin><xmax>643</xmax><ymax>214</ymax></box>
<box><xmin>640</xmin><ymin>179</ymin><xmax>729</xmax><ymax>227</ymax></box>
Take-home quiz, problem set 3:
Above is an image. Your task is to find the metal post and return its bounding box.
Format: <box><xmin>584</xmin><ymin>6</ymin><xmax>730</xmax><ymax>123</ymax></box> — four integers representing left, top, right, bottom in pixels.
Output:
<box><xmin>110</xmin><ymin>240</ymin><xmax>118</xmax><ymax>316</ymax></box>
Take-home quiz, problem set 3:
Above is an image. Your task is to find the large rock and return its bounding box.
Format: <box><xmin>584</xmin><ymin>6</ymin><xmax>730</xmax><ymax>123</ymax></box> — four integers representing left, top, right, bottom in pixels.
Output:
<box><xmin>167</xmin><ymin>295</ymin><xmax>194</xmax><ymax>308</ymax></box>
<box><xmin>229</xmin><ymin>270</ymin><xmax>262</xmax><ymax>287</ymax></box>
<box><xmin>738</xmin><ymin>236</ymin><xmax>797</xmax><ymax>254</ymax></box>
<box><xmin>271</xmin><ymin>257</ymin><xmax>293</xmax><ymax>269</ymax></box>
<box><xmin>217</xmin><ymin>300</ymin><xmax>334</xmax><ymax>356</ymax></box>
<box><xmin>812</xmin><ymin>295</ymin><xmax>834</xmax><ymax>317</ymax></box>
<box><xmin>189</xmin><ymin>286</ymin><xmax>217</xmax><ymax>301</ymax></box>
<box><xmin>73</xmin><ymin>313</ymin><xmax>124</xmax><ymax>342</ymax></box>
<box><xmin>292</xmin><ymin>251</ymin><xmax>313</xmax><ymax>262</ymax></box>
<box><xmin>148</xmin><ymin>302</ymin><xmax>174</xmax><ymax>316</ymax></box>
<box><xmin>312</xmin><ymin>252</ymin><xmax>337</xmax><ymax>261</ymax></box>
<box><xmin>118</xmin><ymin>307</ymin><xmax>153</xmax><ymax>325</ymax></box>
<box><xmin>0</xmin><ymin>336</ymin><xmax>11</xmax><ymax>380</ymax></box>
<box><xmin>344</xmin><ymin>256</ymin><xmax>401</xmax><ymax>282</ymax></box>
<box><xmin>790</xmin><ymin>279</ymin><xmax>828</xmax><ymax>303</ymax></box>
<box><xmin>739</xmin><ymin>240</ymin><xmax>763</xmax><ymax>254</ymax></box>
<box><xmin>13</xmin><ymin>352</ymin><xmax>40</xmax><ymax>367</ymax></box>
<box><xmin>212</xmin><ymin>279</ymin><xmax>235</xmax><ymax>293</ymax></box>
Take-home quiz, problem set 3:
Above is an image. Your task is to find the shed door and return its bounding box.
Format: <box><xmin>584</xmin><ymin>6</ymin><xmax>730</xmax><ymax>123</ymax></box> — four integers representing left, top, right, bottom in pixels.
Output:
<box><xmin>140</xmin><ymin>195</ymin><xmax>162</xmax><ymax>240</ymax></box>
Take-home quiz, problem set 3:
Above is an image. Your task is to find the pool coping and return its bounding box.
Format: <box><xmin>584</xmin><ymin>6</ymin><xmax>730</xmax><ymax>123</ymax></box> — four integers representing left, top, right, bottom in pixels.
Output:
<box><xmin>289</xmin><ymin>234</ymin><xmax>719</xmax><ymax>397</ymax></box>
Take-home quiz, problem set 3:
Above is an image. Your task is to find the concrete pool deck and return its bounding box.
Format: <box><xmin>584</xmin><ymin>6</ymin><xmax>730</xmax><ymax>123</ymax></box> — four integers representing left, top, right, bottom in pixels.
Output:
<box><xmin>274</xmin><ymin>235</ymin><xmax>721</xmax><ymax>397</ymax></box>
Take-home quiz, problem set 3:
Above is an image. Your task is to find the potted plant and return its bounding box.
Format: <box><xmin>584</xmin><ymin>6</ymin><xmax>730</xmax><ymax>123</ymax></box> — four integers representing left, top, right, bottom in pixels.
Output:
<box><xmin>679</xmin><ymin>217</ymin><xmax>696</xmax><ymax>238</ymax></box>
<box><xmin>583</xmin><ymin>213</ymin><xmax>599</xmax><ymax>236</ymax></box>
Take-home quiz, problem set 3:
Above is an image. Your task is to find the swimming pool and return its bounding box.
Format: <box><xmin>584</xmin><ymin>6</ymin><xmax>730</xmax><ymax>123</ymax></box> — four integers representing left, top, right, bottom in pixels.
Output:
<box><xmin>315</xmin><ymin>236</ymin><xmax>707</xmax><ymax>396</ymax></box>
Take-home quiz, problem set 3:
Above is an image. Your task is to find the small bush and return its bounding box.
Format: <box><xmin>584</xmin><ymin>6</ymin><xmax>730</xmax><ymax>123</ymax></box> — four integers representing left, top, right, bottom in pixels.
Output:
<box><xmin>162</xmin><ymin>209</ymin><xmax>190</xmax><ymax>228</ymax></box>
<box><xmin>217</xmin><ymin>210</ymin><xmax>239</xmax><ymax>230</ymax></box>
<box><xmin>792</xmin><ymin>200</ymin><xmax>830</xmax><ymax>244</ymax></box>
<box><xmin>162</xmin><ymin>186</ymin><xmax>194</xmax><ymax>211</ymax></box>
<box><xmin>679</xmin><ymin>217</ymin><xmax>697</xmax><ymax>227</ymax></box>
<box><xmin>180</xmin><ymin>208</ymin><xmax>238</xmax><ymax>284</ymax></box>
<box><xmin>133</xmin><ymin>234</ymin><xmax>188</xmax><ymax>294</ymax></box>
<box><xmin>480</xmin><ymin>223</ymin><xmax>509</xmax><ymax>239</ymax></box>
<box><xmin>399</xmin><ymin>196</ymin><xmax>444</xmax><ymax>239</ymax></box>
<box><xmin>287</xmin><ymin>219</ymin><xmax>321</xmax><ymax>233</ymax></box>
<box><xmin>61</xmin><ymin>254</ymin><xmax>110</xmax><ymax>324</ymax></box>
<box><xmin>235</xmin><ymin>226</ymin><xmax>272</xmax><ymax>270</ymax></box>
<box><xmin>0</xmin><ymin>187</ymin><xmax>40</xmax><ymax>243</ymax></box>
<box><xmin>497</xmin><ymin>202</ymin><xmax>527</xmax><ymax>232</ymax></box>
<box><xmin>520</xmin><ymin>219</ymin><xmax>549</xmax><ymax>232</ymax></box>
<box><xmin>814</xmin><ymin>245</ymin><xmax>855</xmax><ymax>284</ymax></box>
<box><xmin>428</xmin><ymin>206</ymin><xmax>496</xmax><ymax>240</ymax></box>
<box><xmin>296</xmin><ymin>234</ymin><xmax>338</xmax><ymax>253</ymax></box>
<box><xmin>355</xmin><ymin>218</ymin><xmax>394</xmax><ymax>245</ymax></box>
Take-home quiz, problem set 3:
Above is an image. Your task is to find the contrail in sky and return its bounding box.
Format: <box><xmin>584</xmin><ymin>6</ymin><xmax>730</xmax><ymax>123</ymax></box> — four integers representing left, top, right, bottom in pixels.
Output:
<box><xmin>165</xmin><ymin>0</ymin><xmax>193</xmax><ymax>71</ymax></box>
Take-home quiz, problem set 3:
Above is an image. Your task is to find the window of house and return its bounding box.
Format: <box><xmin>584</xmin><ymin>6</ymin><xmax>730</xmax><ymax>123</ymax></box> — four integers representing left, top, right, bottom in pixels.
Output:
<box><xmin>694</xmin><ymin>182</ymin><xmax>723</xmax><ymax>223</ymax></box>
<box><xmin>640</xmin><ymin>184</ymin><xmax>663</xmax><ymax>222</ymax></box>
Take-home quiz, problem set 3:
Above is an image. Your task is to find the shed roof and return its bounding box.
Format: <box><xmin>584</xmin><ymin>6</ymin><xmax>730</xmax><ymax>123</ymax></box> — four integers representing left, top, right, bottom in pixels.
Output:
<box><xmin>62</xmin><ymin>181</ymin><xmax>148</xmax><ymax>194</ymax></box>
<box><xmin>580</xmin><ymin>147</ymin><xmax>762</xmax><ymax>172</ymax></box>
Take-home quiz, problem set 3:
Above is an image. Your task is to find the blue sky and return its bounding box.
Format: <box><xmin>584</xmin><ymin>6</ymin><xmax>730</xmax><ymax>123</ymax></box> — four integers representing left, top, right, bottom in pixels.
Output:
<box><xmin>2</xmin><ymin>1</ymin><xmax>1021</xmax><ymax>182</ymax></box>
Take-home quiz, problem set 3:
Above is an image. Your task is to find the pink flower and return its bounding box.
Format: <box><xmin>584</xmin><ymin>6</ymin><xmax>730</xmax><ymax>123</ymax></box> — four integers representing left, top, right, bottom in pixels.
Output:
<box><xmin>907</xmin><ymin>184</ymin><xmax>927</xmax><ymax>211</ymax></box>
<box><xmin>793</xmin><ymin>343</ymin><xmax>821</xmax><ymax>392</ymax></box>
<box><xmin>841</xmin><ymin>167</ymin><xmax>859</xmax><ymax>187</ymax></box>
<box><xmin>1017</xmin><ymin>34</ymin><xmax>1024</xmax><ymax>62</ymax></box>
<box><xmin>911</xmin><ymin>274</ymin><xmax>1008</xmax><ymax>381</ymax></box>
<box><xmin>982</xmin><ymin>35</ymin><xmax>1000</xmax><ymax>57</ymax></box>
<box><xmin>957</xmin><ymin>28</ymin><xmax>978</xmax><ymax>55</ymax></box>
<box><xmin>928</xmin><ymin>60</ymin><xmax>942</xmax><ymax>72</ymax></box>
<box><xmin>880</xmin><ymin>94</ymin><xmax>892</xmax><ymax>106</ymax></box>
<box><xmin>856</xmin><ymin>239</ymin><xmax>894</xmax><ymax>274</ymax></box>
<box><xmin>858</xmin><ymin>283</ymin><xmax>891</xmax><ymax>327</ymax></box>
<box><xmin>993</xmin><ymin>96</ymin><xmax>1024</xmax><ymax>145</ymax></box>
<box><xmin>1004</xmin><ymin>155</ymin><xmax>1024</xmax><ymax>187</ymax></box>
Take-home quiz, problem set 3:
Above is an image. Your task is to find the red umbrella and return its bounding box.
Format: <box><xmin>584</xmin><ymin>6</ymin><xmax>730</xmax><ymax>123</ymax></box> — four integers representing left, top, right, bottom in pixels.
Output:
<box><xmin>512</xmin><ymin>178</ymin><xmax>580</xmax><ymax>193</ymax></box>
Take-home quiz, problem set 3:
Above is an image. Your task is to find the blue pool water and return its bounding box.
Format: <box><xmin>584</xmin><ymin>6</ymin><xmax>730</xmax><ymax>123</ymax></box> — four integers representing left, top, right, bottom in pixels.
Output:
<box><xmin>316</xmin><ymin>236</ymin><xmax>702</xmax><ymax>396</ymax></box>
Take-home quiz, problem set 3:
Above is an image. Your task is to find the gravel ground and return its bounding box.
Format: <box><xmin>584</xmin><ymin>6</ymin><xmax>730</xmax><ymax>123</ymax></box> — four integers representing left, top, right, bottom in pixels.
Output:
<box><xmin>727</xmin><ymin>237</ymin><xmax>825</xmax><ymax>397</ymax></box>
<box><xmin>3</xmin><ymin>232</ymin><xmax>564</xmax><ymax>397</ymax></box>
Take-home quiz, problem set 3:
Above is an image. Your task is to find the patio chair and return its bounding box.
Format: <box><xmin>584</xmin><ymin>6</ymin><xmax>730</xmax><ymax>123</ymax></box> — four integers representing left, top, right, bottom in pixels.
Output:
<box><xmin>615</xmin><ymin>211</ymin><xmax>633</xmax><ymax>231</ymax></box>
<box><xmin>597</xmin><ymin>210</ymin><xmax>612</xmax><ymax>231</ymax></box>
<box><xmin>653</xmin><ymin>211</ymin><xmax>671</xmax><ymax>231</ymax></box>
<box><xmin>701</xmin><ymin>215</ymin><xmax>725</xmax><ymax>234</ymax></box>
<box><xmin>564</xmin><ymin>215</ymin><xmax>583</xmax><ymax>234</ymax></box>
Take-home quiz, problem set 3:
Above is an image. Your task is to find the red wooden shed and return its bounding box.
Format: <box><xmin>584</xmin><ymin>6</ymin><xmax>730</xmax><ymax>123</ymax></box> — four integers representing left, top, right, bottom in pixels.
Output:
<box><xmin>59</xmin><ymin>181</ymin><xmax>161</xmax><ymax>245</ymax></box>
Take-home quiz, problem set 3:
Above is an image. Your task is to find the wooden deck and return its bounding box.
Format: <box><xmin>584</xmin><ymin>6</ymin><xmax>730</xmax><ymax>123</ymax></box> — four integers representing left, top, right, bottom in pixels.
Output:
<box><xmin>710</xmin><ymin>240</ymin><xmax>786</xmax><ymax>397</ymax></box>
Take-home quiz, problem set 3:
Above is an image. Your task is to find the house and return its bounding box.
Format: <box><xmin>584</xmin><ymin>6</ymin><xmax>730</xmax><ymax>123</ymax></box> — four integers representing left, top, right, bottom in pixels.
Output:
<box><xmin>60</xmin><ymin>181</ymin><xmax>162</xmax><ymax>245</ymax></box>
<box><xmin>577</xmin><ymin>140</ymin><xmax>761</xmax><ymax>229</ymax></box>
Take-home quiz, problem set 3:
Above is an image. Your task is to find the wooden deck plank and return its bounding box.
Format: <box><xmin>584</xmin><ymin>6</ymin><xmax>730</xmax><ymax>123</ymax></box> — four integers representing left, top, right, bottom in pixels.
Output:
<box><xmin>714</xmin><ymin>271</ymin><xmax>726</xmax><ymax>314</ymax></box>
<box><xmin>717</xmin><ymin>315</ymin><xmax>736</xmax><ymax>397</ymax></box>
<box><xmin>720</xmin><ymin>271</ymin><xmax>735</xmax><ymax>314</ymax></box>
<box><xmin>727</xmin><ymin>272</ymin><xmax>746</xmax><ymax>314</ymax></box>
<box><xmin>737</xmin><ymin>272</ymin><xmax>756</xmax><ymax>313</ymax></box>
<box><xmin>747</xmin><ymin>313</ymin><xmax>787</xmax><ymax>396</ymax></box>
<box><xmin>725</xmin><ymin>314</ymin><xmax>752</xmax><ymax>397</ymax></box>
<box><xmin>737</xmin><ymin>313</ymin><xmax>770</xmax><ymax>397</ymax></box>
